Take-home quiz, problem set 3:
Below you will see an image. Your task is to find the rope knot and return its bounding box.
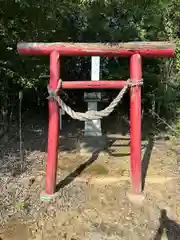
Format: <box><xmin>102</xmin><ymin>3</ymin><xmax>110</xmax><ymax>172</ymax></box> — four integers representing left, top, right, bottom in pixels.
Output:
<box><xmin>47</xmin><ymin>78</ymin><xmax>62</xmax><ymax>100</ymax></box>
<box><xmin>127</xmin><ymin>78</ymin><xmax>143</xmax><ymax>87</ymax></box>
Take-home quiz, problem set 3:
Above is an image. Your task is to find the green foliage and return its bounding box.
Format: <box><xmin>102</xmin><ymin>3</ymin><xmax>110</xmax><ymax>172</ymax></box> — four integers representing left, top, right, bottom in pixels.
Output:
<box><xmin>14</xmin><ymin>201</ymin><xmax>25</xmax><ymax>210</ymax></box>
<box><xmin>175</xmin><ymin>119</ymin><xmax>180</xmax><ymax>133</ymax></box>
<box><xmin>175</xmin><ymin>39</ymin><xmax>180</xmax><ymax>72</ymax></box>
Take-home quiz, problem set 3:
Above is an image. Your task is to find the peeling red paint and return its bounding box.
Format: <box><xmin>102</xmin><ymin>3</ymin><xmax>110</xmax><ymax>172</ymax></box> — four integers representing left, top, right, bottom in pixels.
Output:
<box><xmin>17</xmin><ymin>42</ymin><xmax>175</xmax><ymax>58</ymax></box>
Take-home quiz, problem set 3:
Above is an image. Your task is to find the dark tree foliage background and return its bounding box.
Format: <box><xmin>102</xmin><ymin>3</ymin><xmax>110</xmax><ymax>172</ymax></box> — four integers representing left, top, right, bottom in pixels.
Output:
<box><xmin>0</xmin><ymin>0</ymin><xmax>180</xmax><ymax>135</ymax></box>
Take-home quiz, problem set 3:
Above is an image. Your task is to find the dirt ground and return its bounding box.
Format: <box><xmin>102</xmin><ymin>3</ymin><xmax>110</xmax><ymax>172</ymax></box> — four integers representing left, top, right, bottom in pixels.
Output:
<box><xmin>0</xmin><ymin>115</ymin><xmax>180</xmax><ymax>240</ymax></box>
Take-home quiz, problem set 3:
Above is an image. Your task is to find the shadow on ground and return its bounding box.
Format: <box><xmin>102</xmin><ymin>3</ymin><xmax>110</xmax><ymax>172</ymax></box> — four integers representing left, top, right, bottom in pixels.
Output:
<box><xmin>141</xmin><ymin>136</ymin><xmax>155</xmax><ymax>191</ymax></box>
<box><xmin>56</xmin><ymin>135</ymin><xmax>156</xmax><ymax>193</ymax></box>
<box><xmin>154</xmin><ymin>209</ymin><xmax>180</xmax><ymax>240</ymax></box>
<box><xmin>0</xmin><ymin>113</ymin><xmax>130</xmax><ymax>176</ymax></box>
<box><xmin>56</xmin><ymin>150</ymin><xmax>100</xmax><ymax>191</ymax></box>
<box><xmin>0</xmin><ymin>112</ymin><xmax>166</xmax><ymax>188</ymax></box>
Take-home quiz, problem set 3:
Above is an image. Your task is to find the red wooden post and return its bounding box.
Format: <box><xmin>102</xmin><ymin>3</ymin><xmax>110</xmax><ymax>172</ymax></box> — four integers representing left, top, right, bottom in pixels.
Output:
<box><xmin>46</xmin><ymin>51</ymin><xmax>60</xmax><ymax>195</ymax></box>
<box><xmin>130</xmin><ymin>54</ymin><xmax>142</xmax><ymax>194</ymax></box>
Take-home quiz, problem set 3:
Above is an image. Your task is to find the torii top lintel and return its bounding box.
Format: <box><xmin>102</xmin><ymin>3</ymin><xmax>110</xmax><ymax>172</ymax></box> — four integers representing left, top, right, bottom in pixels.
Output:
<box><xmin>17</xmin><ymin>42</ymin><xmax>175</xmax><ymax>58</ymax></box>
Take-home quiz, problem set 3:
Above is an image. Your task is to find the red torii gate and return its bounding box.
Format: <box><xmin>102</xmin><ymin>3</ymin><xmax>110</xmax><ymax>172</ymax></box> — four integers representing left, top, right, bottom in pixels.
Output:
<box><xmin>17</xmin><ymin>42</ymin><xmax>175</xmax><ymax>198</ymax></box>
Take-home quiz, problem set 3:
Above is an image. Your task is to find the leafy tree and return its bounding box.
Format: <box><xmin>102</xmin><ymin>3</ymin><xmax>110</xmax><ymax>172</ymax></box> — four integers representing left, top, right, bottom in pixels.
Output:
<box><xmin>0</xmin><ymin>0</ymin><xmax>179</xmax><ymax>134</ymax></box>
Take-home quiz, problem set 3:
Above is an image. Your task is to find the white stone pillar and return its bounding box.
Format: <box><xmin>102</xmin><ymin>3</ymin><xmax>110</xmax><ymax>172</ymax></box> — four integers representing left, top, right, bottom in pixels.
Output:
<box><xmin>84</xmin><ymin>56</ymin><xmax>102</xmax><ymax>136</ymax></box>
<box><xmin>59</xmin><ymin>108</ymin><xmax>65</xmax><ymax>130</ymax></box>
